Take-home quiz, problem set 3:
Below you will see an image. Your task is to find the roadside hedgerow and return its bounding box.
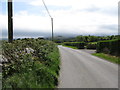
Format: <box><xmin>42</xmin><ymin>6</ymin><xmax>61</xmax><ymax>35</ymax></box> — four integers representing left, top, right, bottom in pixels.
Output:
<box><xmin>86</xmin><ymin>42</ymin><xmax>97</xmax><ymax>49</ymax></box>
<box><xmin>96</xmin><ymin>39</ymin><xmax>120</xmax><ymax>56</ymax></box>
<box><xmin>2</xmin><ymin>38</ymin><xmax>60</xmax><ymax>88</ymax></box>
<box><xmin>63</xmin><ymin>42</ymin><xmax>85</xmax><ymax>49</ymax></box>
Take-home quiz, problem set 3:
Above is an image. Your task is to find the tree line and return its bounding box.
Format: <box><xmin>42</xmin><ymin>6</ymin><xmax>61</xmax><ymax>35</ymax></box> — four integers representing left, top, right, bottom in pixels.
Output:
<box><xmin>54</xmin><ymin>35</ymin><xmax>119</xmax><ymax>43</ymax></box>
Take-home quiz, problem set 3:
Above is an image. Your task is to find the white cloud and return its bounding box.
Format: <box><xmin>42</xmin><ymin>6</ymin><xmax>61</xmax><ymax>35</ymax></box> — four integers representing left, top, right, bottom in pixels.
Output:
<box><xmin>1</xmin><ymin>0</ymin><xmax>119</xmax><ymax>37</ymax></box>
<box><xmin>1</xmin><ymin>0</ymin><xmax>34</xmax><ymax>2</ymax></box>
<box><xmin>0</xmin><ymin>14</ymin><xmax>8</xmax><ymax>30</ymax></box>
<box><xmin>29</xmin><ymin>0</ymin><xmax>118</xmax><ymax>10</ymax></box>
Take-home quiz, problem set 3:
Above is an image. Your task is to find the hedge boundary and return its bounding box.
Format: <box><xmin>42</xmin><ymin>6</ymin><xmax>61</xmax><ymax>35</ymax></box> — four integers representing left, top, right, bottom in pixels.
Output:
<box><xmin>63</xmin><ymin>42</ymin><xmax>85</xmax><ymax>49</ymax></box>
<box><xmin>96</xmin><ymin>39</ymin><xmax>120</xmax><ymax>56</ymax></box>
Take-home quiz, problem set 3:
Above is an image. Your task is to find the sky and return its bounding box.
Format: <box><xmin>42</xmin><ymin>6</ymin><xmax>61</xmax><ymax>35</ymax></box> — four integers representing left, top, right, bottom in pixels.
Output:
<box><xmin>0</xmin><ymin>0</ymin><xmax>119</xmax><ymax>38</ymax></box>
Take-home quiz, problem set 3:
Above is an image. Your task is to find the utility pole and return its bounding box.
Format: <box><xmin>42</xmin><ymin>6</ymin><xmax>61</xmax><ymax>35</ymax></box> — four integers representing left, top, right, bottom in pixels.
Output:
<box><xmin>8</xmin><ymin>0</ymin><xmax>13</xmax><ymax>43</ymax></box>
<box><xmin>42</xmin><ymin>0</ymin><xmax>54</xmax><ymax>41</ymax></box>
<box><xmin>51</xmin><ymin>18</ymin><xmax>54</xmax><ymax>41</ymax></box>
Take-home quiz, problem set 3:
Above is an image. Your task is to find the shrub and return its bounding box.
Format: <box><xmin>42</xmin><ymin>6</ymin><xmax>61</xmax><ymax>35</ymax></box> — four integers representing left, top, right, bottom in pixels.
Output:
<box><xmin>64</xmin><ymin>42</ymin><xmax>85</xmax><ymax>49</ymax></box>
<box><xmin>97</xmin><ymin>39</ymin><xmax>120</xmax><ymax>56</ymax></box>
<box><xmin>86</xmin><ymin>43</ymin><xmax>97</xmax><ymax>49</ymax></box>
<box><xmin>2</xmin><ymin>38</ymin><xmax>60</xmax><ymax>88</ymax></box>
<box><xmin>97</xmin><ymin>41</ymin><xmax>110</xmax><ymax>53</ymax></box>
<box><xmin>102</xmin><ymin>47</ymin><xmax>110</xmax><ymax>54</ymax></box>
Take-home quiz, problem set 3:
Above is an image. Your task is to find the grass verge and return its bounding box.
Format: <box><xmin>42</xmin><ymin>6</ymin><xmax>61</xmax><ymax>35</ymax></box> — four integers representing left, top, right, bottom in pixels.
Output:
<box><xmin>92</xmin><ymin>53</ymin><xmax>120</xmax><ymax>64</ymax></box>
<box><xmin>63</xmin><ymin>45</ymin><xmax>78</xmax><ymax>49</ymax></box>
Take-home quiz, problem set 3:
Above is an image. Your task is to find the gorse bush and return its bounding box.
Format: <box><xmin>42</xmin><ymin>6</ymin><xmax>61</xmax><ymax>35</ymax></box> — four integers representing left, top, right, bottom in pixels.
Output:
<box><xmin>64</xmin><ymin>42</ymin><xmax>85</xmax><ymax>49</ymax></box>
<box><xmin>97</xmin><ymin>39</ymin><xmax>120</xmax><ymax>56</ymax></box>
<box><xmin>86</xmin><ymin>42</ymin><xmax>97</xmax><ymax>49</ymax></box>
<box><xmin>2</xmin><ymin>38</ymin><xmax>60</xmax><ymax>88</ymax></box>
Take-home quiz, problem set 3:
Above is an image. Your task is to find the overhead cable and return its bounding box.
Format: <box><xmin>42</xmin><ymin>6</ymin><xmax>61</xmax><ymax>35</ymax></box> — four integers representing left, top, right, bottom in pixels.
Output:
<box><xmin>42</xmin><ymin>0</ymin><xmax>52</xmax><ymax>18</ymax></box>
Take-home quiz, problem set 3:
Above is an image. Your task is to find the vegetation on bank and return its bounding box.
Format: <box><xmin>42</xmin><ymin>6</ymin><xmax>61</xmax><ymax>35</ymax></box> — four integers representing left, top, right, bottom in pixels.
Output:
<box><xmin>63</xmin><ymin>42</ymin><xmax>85</xmax><ymax>49</ymax></box>
<box><xmin>92</xmin><ymin>53</ymin><xmax>120</xmax><ymax>64</ymax></box>
<box><xmin>86</xmin><ymin>42</ymin><xmax>97</xmax><ymax>49</ymax></box>
<box><xmin>55</xmin><ymin>35</ymin><xmax>119</xmax><ymax>50</ymax></box>
<box><xmin>54</xmin><ymin>35</ymin><xmax>120</xmax><ymax>64</ymax></box>
<box><xmin>94</xmin><ymin>39</ymin><xmax>120</xmax><ymax>64</ymax></box>
<box><xmin>63</xmin><ymin>45</ymin><xmax>78</xmax><ymax>49</ymax></box>
<box><xmin>54</xmin><ymin>35</ymin><xmax>119</xmax><ymax>44</ymax></box>
<box><xmin>96</xmin><ymin>39</ymin><xmax>120</xmax><ymax>56</ymax></box>
<box><xmin>2</xmin><ymin>38</ymin><xmax>60</xmax><ymax>88</ymax></box>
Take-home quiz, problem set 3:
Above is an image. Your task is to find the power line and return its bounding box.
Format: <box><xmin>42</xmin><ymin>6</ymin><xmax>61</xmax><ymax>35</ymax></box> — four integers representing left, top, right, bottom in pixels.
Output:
<box><xmin>42</xmin><ymin>0</ymin><xmax>52</xmax><ymax>18</ymax></box>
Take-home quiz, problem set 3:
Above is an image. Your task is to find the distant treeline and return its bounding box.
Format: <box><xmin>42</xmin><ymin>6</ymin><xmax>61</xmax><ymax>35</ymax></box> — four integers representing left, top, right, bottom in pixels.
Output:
<box><xmin>54</xmin><ymin>35</ymin><xmax>119</xmax><ymax>43</ymax></box>
<box><xmin>54</xmin><ymin>35</ymin><xmax>120</xmax><ymax>57</ymax></box>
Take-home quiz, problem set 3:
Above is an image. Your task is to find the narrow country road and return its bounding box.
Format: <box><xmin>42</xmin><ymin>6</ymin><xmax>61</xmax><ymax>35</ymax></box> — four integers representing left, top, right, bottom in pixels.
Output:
<box><xmin>58</xmin><ymin>46</ymin><xmax>118</xmax><ymax>88</ymax></box>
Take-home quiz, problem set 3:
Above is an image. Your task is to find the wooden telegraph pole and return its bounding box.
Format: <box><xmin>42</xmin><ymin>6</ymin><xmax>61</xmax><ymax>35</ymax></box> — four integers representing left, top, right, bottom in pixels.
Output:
<box><xmin>8</xmin><ymin>0</ymin><xmax>13</xmax><ymax>43</ymax></box>
<box><xmin>51</xmin><ymin>18</ymin><xmax>54</xmax><ymax>41</ymax></box>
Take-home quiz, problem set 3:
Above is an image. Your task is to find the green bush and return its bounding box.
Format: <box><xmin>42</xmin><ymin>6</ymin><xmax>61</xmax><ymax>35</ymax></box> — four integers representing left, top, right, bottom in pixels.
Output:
<box><xmin>97</xmin><ymin>41</ymin><xmax>110</xmax><ymax>53</ymax></box>
<box><xmin>64</xmin><ymin>42</ymin><xmax>85</xmax><ymax>49</ymax></box>
<box><xmin>2</xmin><ymin>38</ymin><xmax>60</xmax><ymax>88</ymax></box>
<box><xmin>97</xmin><ymin>39</ymin><xmax>120</xmax><ymax>56</ymax></box>
<box><xmin>86</xmin><ymin>43</ymin><xmax>97</xmax><ymax>49</ymax></box>
<box><xmin>109</xmin><ymin>40</ymin><xmax>119</xmax><ymax>55</ymax></box>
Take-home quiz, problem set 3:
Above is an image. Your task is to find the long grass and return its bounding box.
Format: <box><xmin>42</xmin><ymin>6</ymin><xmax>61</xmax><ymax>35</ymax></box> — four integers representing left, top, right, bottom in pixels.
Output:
<box><xmin>92</xmin><ymin>53</ymin><xmax>120</xmax><ymax>64</ymax></box>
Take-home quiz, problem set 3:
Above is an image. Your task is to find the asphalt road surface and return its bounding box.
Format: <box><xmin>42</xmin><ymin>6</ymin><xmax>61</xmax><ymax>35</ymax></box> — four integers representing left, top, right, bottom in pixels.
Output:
<box><xmin>58</xmin><ymin>46</ymin><xmax>118</xmax><ymax>88</ymax></box>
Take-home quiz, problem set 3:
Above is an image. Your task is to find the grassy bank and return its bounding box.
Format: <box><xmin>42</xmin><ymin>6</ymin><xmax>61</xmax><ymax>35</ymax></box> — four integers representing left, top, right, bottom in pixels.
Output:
<box><xmin>92</xmin><ymin>53</ymin><xmax>120</xmax><ymax>64</ymax></box>
<box><xmin>2</xmin><ymin>38</ymin><xmax>60</xmax><ymax>88</ymax></box>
